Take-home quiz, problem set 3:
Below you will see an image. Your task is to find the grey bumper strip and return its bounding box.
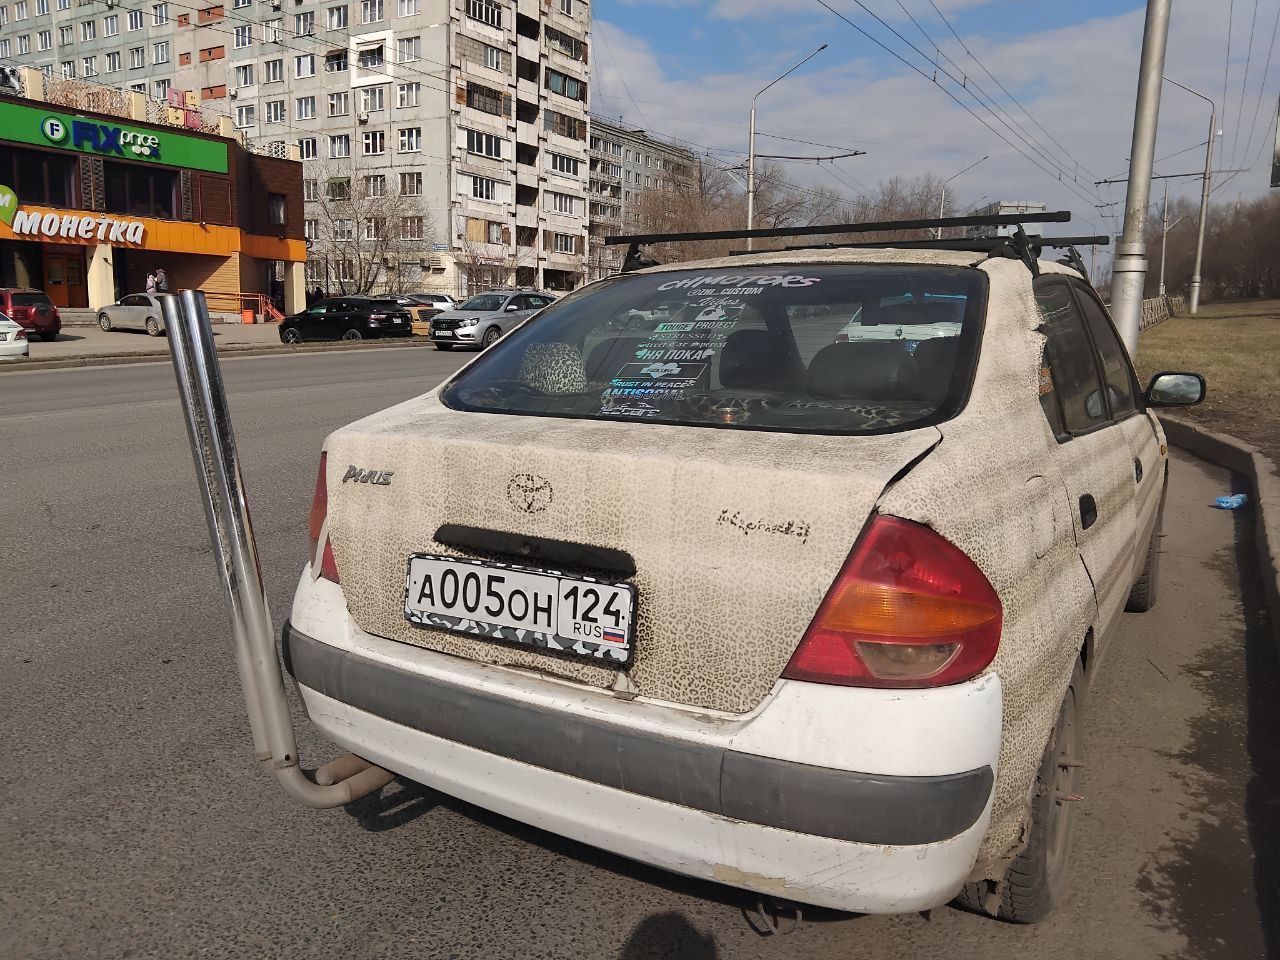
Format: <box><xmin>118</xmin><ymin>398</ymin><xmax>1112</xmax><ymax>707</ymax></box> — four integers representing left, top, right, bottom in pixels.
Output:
<box><xmin>283</xmin><ymin>623</ymin><xmax>994</xmax><ymax>846</ymax></box>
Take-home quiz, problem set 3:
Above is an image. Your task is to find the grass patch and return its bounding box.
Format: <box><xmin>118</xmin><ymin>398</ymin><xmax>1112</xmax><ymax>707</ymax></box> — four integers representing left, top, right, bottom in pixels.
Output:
<box><xmin>1136</xmin><ymin>299</ymin><xmax>1280</xmax><ymax>463</ymax></box>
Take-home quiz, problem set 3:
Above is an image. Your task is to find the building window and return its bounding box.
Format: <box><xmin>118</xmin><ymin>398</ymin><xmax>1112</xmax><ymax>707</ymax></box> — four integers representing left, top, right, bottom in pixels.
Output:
<box><xmin>105</xmin><ymin>51</ymin><xmax>120</xmax><ymax>71</ymax></box>
<box><xmin>466</xmin><ymin>129</ymin><xmax>503</xmax><ymax>159</ymax></box>
<box><xmin>471</xmin><ymin>176</ymin><xmax>498</xmax><ymax>201</ymax></box>
<box><xmin>82</xmin><ymin>56</ymin><xmax>97</xmax><ymax>77</ymax></box>
<box><xmin>335</xmin><ymin>260</ymin><xmax>354</xmax><ymax>281</ymax></box>
<box><xmin>327</xmin><ymin>4</ymin><xmax>347</xmax><ymax>28</ymax></box>
<box><xmin>328</xmin><ymin>92</ymin><xmax>349</xmax><ymax>116</ymax></box>
<box><xmin>466</xmin><ymin>82</ymin><xmax>504</xmax><ymax>116</ymax></box>
<box><xmin>329</xmin><ymin>135</ymin><xmax>351</xmax><ymax>158</ymax></box>
<box><xmin>14</xmin><ymin>0</ymin><xmax>27</xmax><ymax>19</ymax></box>
<box><xmin>268</xmin><ymin>193</ymin><xmax>286</xmax><ymax>225</ymax></box>
<box><xmin>548</xmin><ymin>192</ymin><xmax>574</xmax><ymax>214</ymax></box>
<box><xmin>235</xmin><ymin>105</ymin><xmax>255</xmax><ymax>128</ymax></box>
<box><xmin>303</xmin><ymin>179</ymin><xmax>319</xmax><ymax>201</ymax></box>
<box><xmin>59</xmin><ymin>25</ymin><xmax>72</xmax><ymax>44</ymax></box>
<box><xmin>234</xmin><ymin>25</ymin><xmax>251</xmax><ymax>47</ymax></box>
<box><xmin>80</xmin><ymin>20</ymin><xmax>96</xmax><ymax>41</ymax></box>
<box><xmin>233</xmin><ymin>0</ymin><xmax>249</xmax><ymax>7</ymax></box>
<box><xmin>263</xmin><ymin>18</ymin><xmax>282</xmax><ymax>42</ymax></box>
<box><xmin>127</xmin><ymin>9</ymin><xmax>143</xmax><ymax>29</ymax></box>
<box><xmin>265</xmin><ymin>100</ymin><xmax>285</xmax><ymax>124</ymax></box>
<box><xmin>398</xmin><ymin>127</ymin><xmax>421</xmax><ymax>152</ymax></box>
<box><xmin>234</xmin><ymin>64</ymin><xmax>253</xmax><ymax>86</ymax></box>
<box><xmin>296</xmin><ymin>96</ymin><xmax>315</xmax><ymax>120</ymax></box>
<box><xmin>545</xmin><ymin>26</ymin><xmax>584</xmax><ymax>61</ymax></box>
<box><xmin>399</xmin><ymin>171</ymin><xmax>421</xmax><ymax>196</ymax></box>
<box><xmin>360</xmin><ymin>85</ymin><xmax>384</xmax><ymax>113</ymax></box>
<box><xmin>0</xmin><ymin>40</ymin><xmax>8</xmax><ymax>58</ymax></box>
<box><xmin>304</xmin><ymin>218</ymin><xmax>319</xmax><ymax>239</ymax></box>
<box><xmin>104</xmin><ymin>14</ymin><xmax>118</xmax><ymax>35</ymax></box>
<box><xmin>327</xmin><ymin>178</ymin><xmax>350</xmax><ymax>200</ymax></box>
<box><xmin>17</xmin><ymin>36</ymin><xmax>31</xmax><ymax>56</ymax></box>
<box><xmin>333</xmin><ymin>219</ymin><xmax>353</xmax><ymax>241</ymax></box>
<box><xmin>401</xmin><ymin>216</ymin><xmax>424</xmax><ymax>240</ymax></box>
<box><xmin>396</xmin><ymin>82</ymin><xmax>420</xmax><ymax>108</ymax></box>
<box><xmin>357</xmin><ymin>44</ymin><xmax>383</xmax><ymax>68</ymax></box>
<box><xmin>152</xmin><ymin>2</ymin><xmax>168</xmax><ymax>25</ymax></box>
<box><xmin>553</xmin><ymin>233</ymin><xmax>577</xmax><ymax>254</ymax></box>
<box><xmin>484</xmin><ymin>43</ymin><xmax>502</xmax><ymax>71</ymax></box>
<box><xmin>153</xmin><ymin>41</ymin><xmax>170</xmax><ymax>64</ymax></box>
<box><xmin>543</xmin><ymin>109</ymin><xmax>583</xmax><ymax>140</ymax></box>
<box><xmin>295</xmin><ymin>54</ymin><xmax>315</xmax><ymax>77</ymax></box>
<box><xmin>362</xmin><ymin>130</ymin><xmax>384</xmax><ymax>155</ymax></box>
<box><xmin>294</xmin><ymin>11</ymin><xmax>314</xmax><ymax>35</ymax></box>
<box><xmin>263</xmin><ymin>58</ymin><xmax>283</xmax><ymax>82</ymax></box>
<box><xmin>466</xmin><ymin>0</ymin><xmax>500</xmax><ymax>28</ymax></box>
<box><xmin>362</xmin><ymin>217</ymin><xmax>384</xmax><ymax>240</ymax></box>
<box><xmin>37</xmin><ymin>30</ymin><xmax>51</xmax><ymax>51</ymax></box>
<box><xmin>325</xmin><ymin>50</ymin><xmax>348</xmax><ymax>72</ymax></box>
<box><xmin>559</xmin><ymin>0</ymin><xmax>572</xmax><ymax>14</ymax></box>
<box><xmin>548</xmin><ymin>152</ymin><xmax>579</xmax><ymax>177</ymax></box>
<box><xmin>396</xmin><ymin>36</ymin><xmax>419</xmax><ymax>63</ymax></box>
<box><xmin>365</xmin><ymin>174</ymin><xmax>385</xmax><ymax>197</ymax></box>
<box><xmin>545</xmin><ymin>68</ymin><xmax>584</xmax><ymax>102</ymax></box>
<box><xmin>360</xmin><ymin>0</ymin><xmax>382</xmax><ymax>23</ymax></box>
<box><xmin>102</xmin><ymin>159</ymin><xmax>177</xmax><ymax>218</ymax></box>
<box><xmin>298</xmin><ymin>137</ymin><xmax>317</xmax><ymax>160</ymax></box>
<box><xmin>128</xmin><ymin>46</ymin><xmax>145</xmax><ymax>69</ymax></box>
<box><xmin>397</xmin><ymin>0</ymin><xmax>418</xmax><ymax>14</ymax></box>
<box><xmin>35</xmin><ymin>0</ymin><xmax>46</xmax><ymax>14</ymax></box>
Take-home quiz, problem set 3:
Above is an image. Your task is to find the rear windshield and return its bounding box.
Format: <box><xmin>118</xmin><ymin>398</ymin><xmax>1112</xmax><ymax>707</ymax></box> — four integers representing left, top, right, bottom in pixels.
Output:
<box><xmin>459</xmin><ymin>294</ymin><xmax>506</xmax><ymax>311</ymax></box>
<box><xmin>442</xmin><ymin>264</ymin><xmax>986</xmax><ymax>434</ymax></box>
<box><xmin>11</xmin><ymin>293</ymin><xmax>52</xmax><ymax>308</ymax></box>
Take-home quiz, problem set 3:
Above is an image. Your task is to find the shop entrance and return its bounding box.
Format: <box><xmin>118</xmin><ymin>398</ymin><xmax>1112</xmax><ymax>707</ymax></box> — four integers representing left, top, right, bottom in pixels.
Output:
<box><xmin>42</xmin><ymin>247</ymin><xmax>88</xmax><ymax>308</ymax></box>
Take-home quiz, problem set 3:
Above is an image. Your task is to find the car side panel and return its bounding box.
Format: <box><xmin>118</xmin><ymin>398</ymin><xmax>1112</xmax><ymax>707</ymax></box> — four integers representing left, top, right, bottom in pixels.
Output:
<box><xmin>1122</xmin><ymin>413</ymin><xmax>1164</xmax><ymax>581</ymax></box>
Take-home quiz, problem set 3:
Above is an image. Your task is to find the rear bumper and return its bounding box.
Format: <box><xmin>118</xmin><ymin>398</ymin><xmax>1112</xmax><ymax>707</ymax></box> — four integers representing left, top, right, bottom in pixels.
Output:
<box><xmin>282</xmin><ymin>572</ymin><xmax>1002</xmax><ymax>913</ymax></box>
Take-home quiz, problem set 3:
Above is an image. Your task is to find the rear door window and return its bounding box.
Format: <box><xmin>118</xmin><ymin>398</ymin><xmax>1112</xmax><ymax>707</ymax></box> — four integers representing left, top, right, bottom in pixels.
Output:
<box><xmin>12</xmin><ymin>293</ymin><xmax>52</xmax><ymax>308</ymax></box>
<box><xmin>1034</xmin><ymin>280</ymin><xmax>1109</xmax><ymax>436</ymax></box>
<box><xmin>1072</xmin><ymin>284</ymin><xmax>1139</xmax><ymax>418</ymax></box>
<box><xmin>443</xmin><ymin>264</ymin><xmax>987</xmax><ymax>434</ymax></box>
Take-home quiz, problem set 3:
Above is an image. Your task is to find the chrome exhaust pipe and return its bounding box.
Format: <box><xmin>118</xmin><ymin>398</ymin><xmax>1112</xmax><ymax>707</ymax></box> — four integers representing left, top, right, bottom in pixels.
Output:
<box><xmin>162</xmin><ymin>290</ymin><xmax>392</xmax><ymax>808</ymax></box>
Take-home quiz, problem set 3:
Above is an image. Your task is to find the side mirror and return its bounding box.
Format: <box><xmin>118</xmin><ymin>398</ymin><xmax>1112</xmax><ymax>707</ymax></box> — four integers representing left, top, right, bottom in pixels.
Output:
<box><xmin>505</xmin><ymin>304</ymin><xmax>520</xmax><ymax>312</ymax></box>
<box><xmin>1146</xmin><ymin>371</ymin><xmax>1205</xmax><ymax>407</ymax></box>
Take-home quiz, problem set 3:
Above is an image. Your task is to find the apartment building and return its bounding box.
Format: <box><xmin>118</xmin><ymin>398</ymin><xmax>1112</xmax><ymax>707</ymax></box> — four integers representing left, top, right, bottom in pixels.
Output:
<box><xmin>3</xmin><ymin>0</ymin><xmax>592</xmax><ymax>294</ymax></box>
<box><xmin>586</xmin><ymin>115</ymin><xmax>696</xmax><ymax>278</ymax></box>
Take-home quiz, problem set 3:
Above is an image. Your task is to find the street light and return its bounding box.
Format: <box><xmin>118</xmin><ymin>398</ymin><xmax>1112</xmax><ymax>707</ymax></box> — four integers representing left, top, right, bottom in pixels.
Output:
<box><xmin>935</xmin><ymin>156</ymin><xmax>989</xmax><ymax>238</ymax></box>
<box><xmin>1163</xmin><ymin>76</ymin><xmax>1220</xmax><ymax>314</ymax></box>
<box><xmin>746</xmin><ymin>43</ymin><xmax>827</xmax><ymax>250</ymax></box>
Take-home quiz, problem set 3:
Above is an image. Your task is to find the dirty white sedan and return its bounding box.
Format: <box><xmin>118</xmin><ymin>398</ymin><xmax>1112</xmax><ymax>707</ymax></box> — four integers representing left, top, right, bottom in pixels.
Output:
<box><xmin>283</xmin><ymin>243</ymin><xmax>1204</xmax><ymax>921</ymax></box>
<box><xmin>0</xmin><ymin>313</ymin><xmax>29</xmax><ymax>359</ymax></box>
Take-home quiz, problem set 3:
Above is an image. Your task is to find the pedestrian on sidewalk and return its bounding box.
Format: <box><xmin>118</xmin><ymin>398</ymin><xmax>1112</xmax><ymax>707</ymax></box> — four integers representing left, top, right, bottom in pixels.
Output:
<box><xmin>155</xmin><ymin>268</ymin><xmax>168</xmax><ymax>293</ymax></box>
<box><xmin>145</xmin><ymin>271</ymin><xmax>157</xmax><ymax>294</ymax></box>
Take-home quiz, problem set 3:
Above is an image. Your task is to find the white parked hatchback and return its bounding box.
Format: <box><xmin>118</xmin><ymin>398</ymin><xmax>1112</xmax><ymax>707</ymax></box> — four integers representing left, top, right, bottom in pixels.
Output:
<box><xmin>283</xmin><ymin>236</ymin><xmax>1205</xmax><ymax>922</ymax></box>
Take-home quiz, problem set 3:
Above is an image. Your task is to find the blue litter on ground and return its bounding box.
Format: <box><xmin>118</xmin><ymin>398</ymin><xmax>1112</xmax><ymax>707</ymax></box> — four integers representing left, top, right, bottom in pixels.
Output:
<box><xmin>1214</xmin><ymin>494</ymin><xmax>1249</xmax><ymax>510</ymax></box>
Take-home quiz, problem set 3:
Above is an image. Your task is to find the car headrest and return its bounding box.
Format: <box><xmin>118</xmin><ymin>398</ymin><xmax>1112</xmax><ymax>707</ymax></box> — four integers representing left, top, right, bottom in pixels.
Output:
<box><xmin>909</xmin><ymin>336</ymin><xmax>961</xmax><ymax>402</ymax></box>
<box><xmin>518</xmin><ymin>342</ymin><xmax>587</xmax><ymax>395</ymax></box>
<box><xmin>719</xmin><ymin>329</ymin><xmax>797</xmax><ymax>390</ymax></box>
<box><xmin>585</xmin><ymin>337</ymin><xmax>647</xmax><ymax>381</ymax></box>
<box><xmin>806</xmin><ymin>341</ymin><xmax>919</xmax><ymax>399</ymax></box>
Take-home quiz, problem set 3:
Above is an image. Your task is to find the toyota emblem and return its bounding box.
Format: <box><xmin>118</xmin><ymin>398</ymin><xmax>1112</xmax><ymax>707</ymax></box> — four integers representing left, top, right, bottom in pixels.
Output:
<box><xmin>507</xmin><ymin>473</ymin><xmax>553</xmax><ymax>513</ymax></box>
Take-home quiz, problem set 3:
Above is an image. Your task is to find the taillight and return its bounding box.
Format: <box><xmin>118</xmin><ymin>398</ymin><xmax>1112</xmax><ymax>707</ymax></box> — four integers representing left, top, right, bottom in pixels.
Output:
<box><xmin>308</xmin><ymin>452</ymin><xmax>340</xmax><ymax>583</ymax></box>
<box><xmin>782</xmin><ymin>516</ymin><xmax>1001</xmax><ymax>688</ymax></box>
<box><xmin>14</xmin><ymin>328</ymin><xmax>26</xmax><ymax>340</ymax></box>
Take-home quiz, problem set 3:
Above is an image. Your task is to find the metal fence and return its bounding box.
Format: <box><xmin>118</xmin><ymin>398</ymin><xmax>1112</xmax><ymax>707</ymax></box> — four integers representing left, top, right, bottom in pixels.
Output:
<box><xmin>1139</xmin><ymin>295</ymin><xmax>1186</xmax><ymax>330</ymax></box>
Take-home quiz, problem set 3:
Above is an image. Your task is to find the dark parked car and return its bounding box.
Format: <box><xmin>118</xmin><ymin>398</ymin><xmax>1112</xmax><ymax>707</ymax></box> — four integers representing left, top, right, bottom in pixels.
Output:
<box><xmin>278</xmin><ymin>297</ymin><xmax>414</xmax><ymax>343</ymax></box>
<box><xmin>0</xmin><ymin>289</ymin><xmax>60</xmax><ymax>342</ymax></box>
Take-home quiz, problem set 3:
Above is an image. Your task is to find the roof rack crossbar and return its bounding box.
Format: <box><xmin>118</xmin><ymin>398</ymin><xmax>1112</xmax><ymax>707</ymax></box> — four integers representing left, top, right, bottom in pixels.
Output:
<box><xmin>603</xmin><ymin>210</ymin><xmax>1071</xmax><ymax>247</ymax></box>
<box><xmin>743</xmin><ymin>234</ymin><xmax>1110</xmax><ymax>255</ymax></box>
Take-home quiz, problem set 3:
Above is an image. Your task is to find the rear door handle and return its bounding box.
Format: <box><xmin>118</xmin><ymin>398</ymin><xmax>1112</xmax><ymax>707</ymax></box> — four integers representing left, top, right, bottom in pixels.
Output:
<box><xmin>1079</xmin><ymin>494</ymin><xmax>1098</xmax><ymax>530</ymax></box>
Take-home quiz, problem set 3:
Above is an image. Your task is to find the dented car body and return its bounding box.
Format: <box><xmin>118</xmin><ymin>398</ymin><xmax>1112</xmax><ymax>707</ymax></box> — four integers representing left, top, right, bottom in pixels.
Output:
<box><xmin>281</xmin><ymin>246</ymin><xmax>1199</xmax><ymax>920</ymax></box>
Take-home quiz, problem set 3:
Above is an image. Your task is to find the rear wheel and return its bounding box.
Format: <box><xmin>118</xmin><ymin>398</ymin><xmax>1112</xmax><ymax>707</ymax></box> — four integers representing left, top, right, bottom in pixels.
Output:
<box><xmin>482</xmin><ymin>326</ymin><xmax>501</xmax><ymax>348</ymax></box>
<box><xmin>341</xmin><ymin>328</ymin><xmax>363</xmax><ymax>341</ymax></box>
<box><xmin>957</xmin><ymin>661</ymin><xmax>1084</xmax><ymax>923</ymax></box>
<box><xmin>98</xmin><ymin>313</ymin><xmax>112</xmax><ymax>332</ymax></box>
<box><xmin>1126</xmin><ymin>526</ymin><xmax>1160</xmax><ymax>612</ymax></box>
<box><xmin>281</xmin><ymin>326</ymin><xmax>303</xmax><ymax>344</ymax></box>
<box><xmin>145</xmin><ymin>317</ymin><xmax>162</xmax><ymax>337</ymax></box>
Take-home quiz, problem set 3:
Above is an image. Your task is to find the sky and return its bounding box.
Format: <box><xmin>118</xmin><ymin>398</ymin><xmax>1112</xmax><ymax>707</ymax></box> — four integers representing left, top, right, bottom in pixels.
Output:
<box><xmin>590</xmin><ymin>0</ymin><xmax>1280</xmax><ymax>241</ymax></box>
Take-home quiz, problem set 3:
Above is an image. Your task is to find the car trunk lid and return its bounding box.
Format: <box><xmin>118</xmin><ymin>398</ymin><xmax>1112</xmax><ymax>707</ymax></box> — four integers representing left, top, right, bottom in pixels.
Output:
<box><xmin>324</xmin><ymin>393</ymin><xmax>940</xmax><ymax>714</ymax></box>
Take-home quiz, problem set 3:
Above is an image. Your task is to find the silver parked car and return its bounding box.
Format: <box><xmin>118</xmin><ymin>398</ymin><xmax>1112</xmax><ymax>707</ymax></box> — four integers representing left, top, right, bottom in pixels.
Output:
<box><xmin>429</xmin><ymin>289</ymin><xmax>556</xmax><ymax>350</ymax></box>
<box><xmin>98</xmin><ymin>294</ymin><xmax>166</xmax><ymax>337</ymax></box>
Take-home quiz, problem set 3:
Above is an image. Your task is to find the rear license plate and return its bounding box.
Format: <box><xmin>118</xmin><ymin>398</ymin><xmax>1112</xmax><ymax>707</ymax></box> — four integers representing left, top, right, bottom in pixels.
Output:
<box><xmin>404</xmin><ymin>554</ymin><xmax>637</xmax><ymax>666</ymax></box>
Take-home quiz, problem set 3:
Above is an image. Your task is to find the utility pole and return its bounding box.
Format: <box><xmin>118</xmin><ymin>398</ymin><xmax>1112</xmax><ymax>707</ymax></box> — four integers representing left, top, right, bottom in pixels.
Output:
<box><xmin>1158</xmin><ymin>179</ymin><xmax>1168</xmax><ymax>297</ymax></box>
<box><xmin>1164</xmin><ymin>76</ymin><xmax>1218</xmax><ymax>314</ymax></box>
<box><xmin>747</xmin><ymin>44</ymin><xmax>827</xmax><ymax>251</ymax></box>
<box><xmin>1111</xmin><ymin>0</ymin><xmax>1173</xmax><ymax>357</ymax></box>
<box><xmin>935</xmin><ymin>156</ymin><xmax>989</xmax><ymax>239</ymax></box>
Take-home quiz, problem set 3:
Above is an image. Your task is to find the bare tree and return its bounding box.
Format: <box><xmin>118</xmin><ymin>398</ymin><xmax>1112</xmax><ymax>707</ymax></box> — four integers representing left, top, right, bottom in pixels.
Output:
<box><xmin>306</xmin><ymin>161</ymin><xmax>437</xmax><ymax>296</ymax></box>
<box><xmin>452</xmin><ymin>217</ymin><xmax>541</xmax><ymax>296</ymax></box>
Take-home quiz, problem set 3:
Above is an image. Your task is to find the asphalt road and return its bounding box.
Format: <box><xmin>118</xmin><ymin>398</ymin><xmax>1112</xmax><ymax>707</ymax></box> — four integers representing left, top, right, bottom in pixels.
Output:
<box><xmin>2</xmin><ymin>349</ymin><xmax>1276</xmax><ymax>960</ymax></box>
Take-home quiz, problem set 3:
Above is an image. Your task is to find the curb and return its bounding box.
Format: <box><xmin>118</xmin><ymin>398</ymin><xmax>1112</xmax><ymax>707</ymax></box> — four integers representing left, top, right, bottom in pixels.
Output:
<box><xmin>0</xmin><ymin>337</ymin><xmax>433</xmax><ymax>372</ymax></box>
<box><xmin>1159</xmin><ymin>415</ymin><xmax>1280</xmax><ymax>658</ymax></box>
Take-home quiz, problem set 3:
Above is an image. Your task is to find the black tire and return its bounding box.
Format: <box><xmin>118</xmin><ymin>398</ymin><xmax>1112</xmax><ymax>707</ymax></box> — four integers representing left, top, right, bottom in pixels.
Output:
<box><xmin>281</xmin><ymin>326</ymin><xmax>303</xmax><ymax>344</ymax></box>
<box><xmin>956</xmin><ymin>662</ymin><xmax>1084</xmax><ymax>924</ymax></box>
<box><xmin>434</xmin><ymin>342</ymin><xmax>453</xmax><ymax>351</ymax></box>
<box><xmin>40</xmin><ymin>331</ymin><xmax>58</xmax><ymax>342</ymax></box>
<box><xmin>145</xmin><ymin>317</ymin><xmax>162</xmax><ymax>337</ymax></box>
<box><xmin>481</xmin><ymin>326</ymin><xmax>501</xmax><ymax>348</ymax></box>
<box><xmin>1125</xmin><ymin>526</ymin><xmax>1160</xmax><ymax>612</ymax></box>
<box><xmin>98</xmin><ymin>313</ymin><xmax>112</xmax><ymax>332</ymax></box>
<box><xmin>341</xmin><ymin>328</ymin><xmax>363</xmax><ymax>341</ymax></box>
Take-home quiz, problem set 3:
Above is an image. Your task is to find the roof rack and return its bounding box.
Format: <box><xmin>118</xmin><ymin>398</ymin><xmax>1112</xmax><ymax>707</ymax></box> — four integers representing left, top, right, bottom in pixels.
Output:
<box><xmin>731</xmin><ymin>234</ymin><xmax>1110</xmax><ymax>255</ymax></box>
<box><xmin>605</xmin><ymin>210</ymin><xmax>1074</xmax><ymax>273</ymax></box>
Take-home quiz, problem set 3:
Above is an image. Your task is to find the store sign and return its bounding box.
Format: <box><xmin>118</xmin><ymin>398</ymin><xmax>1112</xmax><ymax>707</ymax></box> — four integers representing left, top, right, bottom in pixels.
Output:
<box><xmin>0</xmin><ymin>187</ymin><xmax>146</xmax><ymax>244</ymax></box>
<box><xmin>0</xmin><ymin>100</ymin><xmax>228</xmax><ymax>174</ymax></box>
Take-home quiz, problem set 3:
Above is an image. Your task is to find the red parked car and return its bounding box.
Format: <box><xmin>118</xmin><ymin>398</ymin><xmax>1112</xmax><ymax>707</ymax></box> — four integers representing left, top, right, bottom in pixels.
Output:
<box><xmin>0</xmin><ymin>289</ymin><xmax>61</xmax><ymax>342</ymax></box>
